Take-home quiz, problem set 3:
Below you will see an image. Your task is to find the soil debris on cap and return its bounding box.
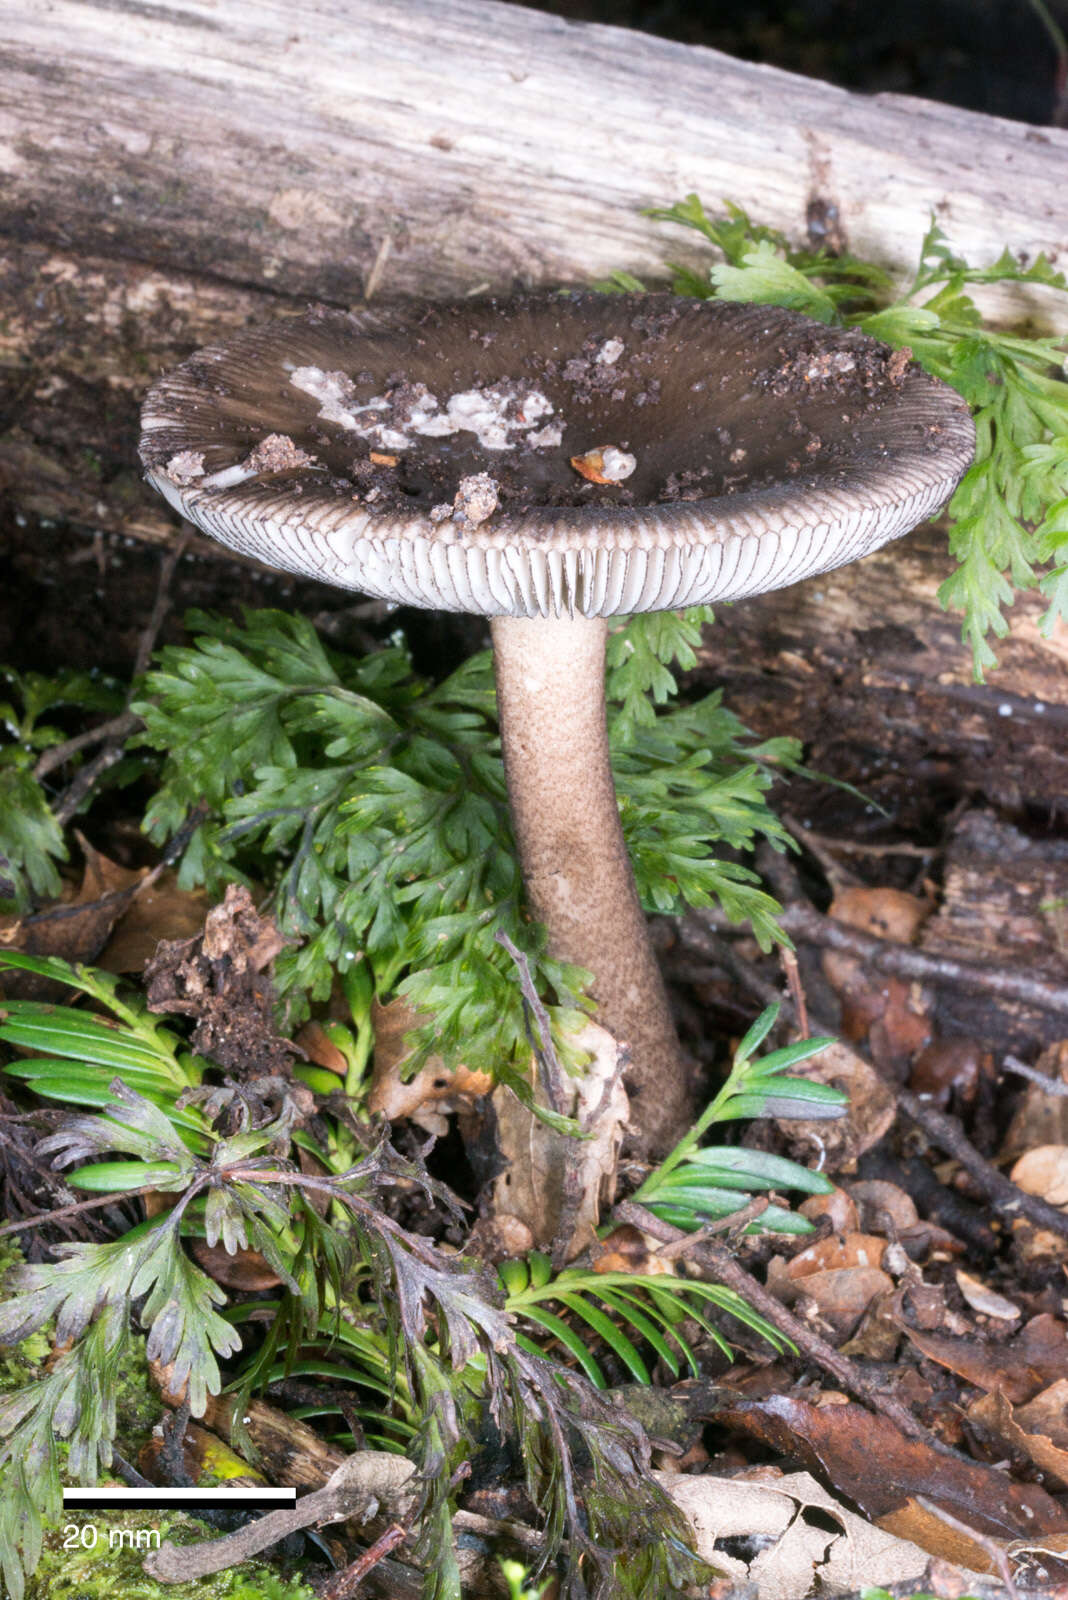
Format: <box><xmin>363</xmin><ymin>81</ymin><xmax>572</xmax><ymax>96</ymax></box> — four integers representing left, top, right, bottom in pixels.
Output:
<box><xmin>163</xmin><ymin>448</ymin><xmax>206</xmax><ymax>485</ymax></box>
<box><xmin>453</xmin><ymin>473</ymin><xmax>500</xmax><ymax>527</ymax></box>
<box><xmin>765</xmin><ymin>333</ymin><xmax>913</xmax><ymax>399</ymax></box>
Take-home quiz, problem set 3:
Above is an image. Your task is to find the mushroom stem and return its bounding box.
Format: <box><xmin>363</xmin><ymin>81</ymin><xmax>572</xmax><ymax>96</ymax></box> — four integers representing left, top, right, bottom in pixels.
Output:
<box><xmin>491</xmin><ymin>612</ymin><xmax>692</xmax><ymax>1157</ymax></box>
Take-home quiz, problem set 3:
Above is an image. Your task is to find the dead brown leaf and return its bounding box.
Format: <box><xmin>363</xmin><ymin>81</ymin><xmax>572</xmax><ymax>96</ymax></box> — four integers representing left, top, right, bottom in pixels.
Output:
<box><xmin>368</xmin><ymin>996</ymin><xmax>493</xmax><ymax>1133</ymax></box>
<box><xmin>1011</xmin><ymin>1144</ymin><xmax>1068</xmax><ymax>1208</ymax></box>
<box><xmin>657</xmin><ymin>1467</ymin><xmax>978</xmax><ymax>1600</ymax></box>
<box><xmin>769</xmin><ymin>1232</ymin><xmax>894</xmax><ymax>1336</ymax></box>
<box><xmin>1002</xmin><ymin>1040</ymin><xmax>1068</xmax><ymax>1160</ymax></box>
<box><xmin>798</xmin><ymin>1186</ymin><xmax>858</xmax><ymax>1233</ymax></box>
<box><xmin>909</xmin><ymin>1037</ymin><xmax>992</xmax><ymax>1108</ymax></box>
<box><xmin>188</xmin><ymin>1240</ymin><xmax>283</xmax><ymax>1293</ymax></box>
<box><xmin>97</xmin><ymin>870</ymin><xmax>212</xmax><ymax>973</ymax></box>
<box><xmin>715</xmin><ymin>1391</ymin><xmax>1068</xmax><ymax>1568</ymax></box>
<box><xmin>967</xmin><ymin>1386</ymin><xmax>1068</xmax><ymax>1489</ymax></box>
<box><xmin>0</xmin><ymin>836</ymin><xmax>143</xmax><ymax>991</ymax></box>
<box><xmin>846</xmin><ymin>1179</ymin><xmax>919</xmax><ymax>1234</ymax></box>
<box><xmin>293</xmin><ymin>1020</ymin><xmax>349</xmax><ymax>1078</ymax></box>
<box><xmin>954</xmin><ymin>1268</ymin><xmax>1020</xmax><ymax>1323</ymax></box>
<box><xmin>821</xmin><ymin>887</ymin><xmax>934</xmax><ymax>1072</ymax></box>
<box><xmin>481</xmin><ymin>1020</ymin><xmax>628</xmax><ymax>1261</ymax></box>
<box><xmin>786</xmin><ymin>1232</ymin><xmax>887</xmax><ymax>1279</ymax></box>
<box><xmin>901</xmin><ymin>1312</ymin><xmax>1068</xmax><ymax>1404</ymax></box>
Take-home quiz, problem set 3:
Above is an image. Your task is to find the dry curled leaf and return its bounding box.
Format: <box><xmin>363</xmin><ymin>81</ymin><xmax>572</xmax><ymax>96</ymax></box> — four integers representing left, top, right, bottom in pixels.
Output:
<box><xmin>967</xmin><ymin>1386</ymin><xmax>1068</xmax><ymax>1490</ymax></box>
<box><xmin>954</xmin><ymin>1268</ymin><xmax>1020</xmax><ymax>1323</ymax></box>
<box><xmin>1001</xmin><ymin>1041</ymin><xmax>1068</xmax><ymax>1160</ymax></box>
<box><xmin>1011</xmin><ymin>1144</ymin><xmax>1068</xmax><ymax>1209</ymax></box>
<box><xmin>898</xmin><ymin>1313</ymin><xmax>1068</xmax><ymax>1405</ymax></box>
<box><xmin>368</xmin><ymin>995</ymin><xmax>493</xmax><ymax>1133</ymax></box>
<box><xmin>0</xmin><ymin>836</ymin><xmax>143</xmax><ymax>988</ymax></box>
<box><xmin>822</xmin><ymin>886</ymin><xmax>933</xmax><ymax>1071</ymax></box>
<box><xmin>656</xmin><ymin>1467</ymin><xmax>974</xmax><ymax>1600</ymax></box>
<box><xmin>483</xmin><ymin>1019</ymin><xmax>628</xmax><ymax>1260</ymax></box>
<box><xmin>798</xmin><ymin>1186</ymin><xmax>858</xmax><ymax>1234</ymax></box>
<box><xmin>715</xmin><ymin>1391</ymin><xmax>1068</xmax><ymax>1571</ymax></box>
<box><xmin>847</xmin><ymin>1179</ymin><xmax>919</xmax><ymax>1234</ymax></box>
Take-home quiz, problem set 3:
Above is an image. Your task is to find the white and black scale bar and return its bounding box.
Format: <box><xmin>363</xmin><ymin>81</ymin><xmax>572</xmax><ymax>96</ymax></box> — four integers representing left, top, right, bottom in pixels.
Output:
<box><xmin>64</xmin><ymin>1487</ymin><xmax>297</xmax><ymax>1509</ymax></box>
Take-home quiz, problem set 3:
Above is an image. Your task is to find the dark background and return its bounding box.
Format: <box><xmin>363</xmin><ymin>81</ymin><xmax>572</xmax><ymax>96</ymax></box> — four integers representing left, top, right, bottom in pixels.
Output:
<box><xmin>507</xmin><ymin>0</ymin><xmax>1068</xmax><ymax>125</ymax></box>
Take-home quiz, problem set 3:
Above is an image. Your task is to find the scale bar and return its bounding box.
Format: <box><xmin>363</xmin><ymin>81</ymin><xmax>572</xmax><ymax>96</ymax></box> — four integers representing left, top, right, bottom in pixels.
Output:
<box><xmin>64</xmin><ymin>1487</ymin><xmax>297</xmax><ymax>1506</ymax></box>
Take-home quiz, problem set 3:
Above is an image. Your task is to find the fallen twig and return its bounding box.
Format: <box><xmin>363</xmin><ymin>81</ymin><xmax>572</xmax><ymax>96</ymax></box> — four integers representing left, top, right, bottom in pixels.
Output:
<box><xmin>33</xmin><ymin>711</ymin><xmax>141</xmax><ymax>780</ymax></box>
<box><xmin>691</xmin><ymin>901</ymin><xmax>1068</xmax><ymax>1019</ymax></box>
<box><xmin>681</xmin><ymin>919</ymin><xmax>1068</xmax><ymax>1245</ymax></box>
<box><xmin>52</xmin><ymin>530</ymin><xmax>191</xmax><ymax>825</ymax></box>
<box><xmin>319</xmin><ymin>1522</ymin><xmax>409</xmax><ymax>1600</ymax></box>
<box><xmin>615</xmin><ymin>1198</ymin><xmax>945</xmax><ymax>1449</ymax></box>
<box><xmin>1004</xmin><ymin>1054</ymin><xmax>1068</xmax><ymax>1096</ymax></box>
<box><xmin>143</xmin><ymin>1452</ymin><xmax>416</xmax><ymax>1583</ymax></box>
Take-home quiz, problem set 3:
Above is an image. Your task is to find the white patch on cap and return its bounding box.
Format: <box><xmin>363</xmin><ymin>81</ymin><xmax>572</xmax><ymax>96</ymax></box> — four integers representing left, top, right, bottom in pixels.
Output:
<box><xmin>595</xmin><ymin>338</ymin><xmax>625</xmax><ymax>366</ymax></box>
<box><xmin>598</xmin><ymin>447</ymin><xmax>636</xmax><ymax>482</ymax></box>
<box><xmin>289</xmin><ymin>368</ymin><xmax>563</xmax><ymax>454</ymax></box>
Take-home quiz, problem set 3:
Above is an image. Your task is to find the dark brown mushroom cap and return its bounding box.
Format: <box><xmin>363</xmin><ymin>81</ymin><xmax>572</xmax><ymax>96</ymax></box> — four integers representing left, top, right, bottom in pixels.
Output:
<box><xmin>140</xmin><ymin>294</ymin><xmax>975</xmax><ymax>616</ymax></box>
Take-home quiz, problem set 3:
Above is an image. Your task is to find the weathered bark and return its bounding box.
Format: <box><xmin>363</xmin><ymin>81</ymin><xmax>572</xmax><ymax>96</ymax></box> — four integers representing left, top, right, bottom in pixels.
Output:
<box><xmin>919</xmin><ymin>809</ymin><xmax>1068</xmax><ymax>1053</ymax></box>
<box><xmin>3</xmin><ymin>0</ymin><xmax>1068</xmax><ymax>317</ymax></box>
<box><xmin>692</xmin><ymin>520</ymin><xmax>1068</xmax><ymax>816</ymax></box>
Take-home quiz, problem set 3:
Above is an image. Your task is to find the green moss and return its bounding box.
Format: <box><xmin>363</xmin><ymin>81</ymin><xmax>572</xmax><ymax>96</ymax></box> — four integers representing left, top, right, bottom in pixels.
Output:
<box><xmin>0</xmin><ymin>1243</ymin><xmax>52</xmax><ymax>1393</ymax></box>
<box><xmin>110</xmin><ymin>1337</ymin><xmax>163</xmax><ymax>1465</ymax></box>
<box><xmin>29</xmin><ymin>1511</ymin><xmax>317</xmax><ymax>1600</ymax></box>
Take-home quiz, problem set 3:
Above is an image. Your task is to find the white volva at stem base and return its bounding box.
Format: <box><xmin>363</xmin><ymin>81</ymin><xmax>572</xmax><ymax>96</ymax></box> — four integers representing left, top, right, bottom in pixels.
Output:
<box><xmin>491</xmin><ymin>612</ymin><xmax>692</xmax><ymax>1157</ymax></box>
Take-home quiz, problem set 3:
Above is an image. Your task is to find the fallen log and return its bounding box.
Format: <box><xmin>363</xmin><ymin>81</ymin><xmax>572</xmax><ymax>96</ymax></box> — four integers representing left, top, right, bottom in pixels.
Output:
<box><xmin>1</xmin><ymin>0</ymin><xmax>1066</xmax><ymax>806</ymax></box>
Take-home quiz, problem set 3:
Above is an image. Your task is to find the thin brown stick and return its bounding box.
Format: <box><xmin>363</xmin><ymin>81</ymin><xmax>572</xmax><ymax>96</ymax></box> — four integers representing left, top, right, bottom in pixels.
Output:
<box><xmin>782</xmin><ymin>817</ymin><xmax>937</xmax><ymax>862</ymax></box>
<box><xmin>453</xmin><ymin>1508</ymin><xmax>553</xmax><ymax>1556</ymax></box>
<box><xmin>33</xmin><ymin>711</ymin><xmax>141</xmax><ymax>780</ymax></box>
<box><xmin>0</xmin><ymin>1181</ymin><xmax>162</xmax><ymax>1238</ymax></box>
<box><xmin>615</xmin><ymin>1199</ymin><xmax>943</xmax><ymax>1449</ymax></box>
<box><xmin>657</xmin><ymin>1198</ymin><xmax>771</xmax><ymax>1260</ymax></box>
<box><xmin>320</xmin><ymin>1523</ymin><xmax>409</xmax><ymax>1600</ymax></box>
<box><xmin>915</xmin><ymin>1497</ymin><xmax>1020</xmax><ymax>1600</ymax></box>
<box><xmin>693</xmin><ymin>901</ymin><xmax>1068</xmax><ymax>1019</ymax></box>
<box><xmin>1004</xmin><ymin>1054</ymin><xmax>1068</xmax><ymax>1096</ymax></box>
<box><xmin>132</xmin><ymin>528</ymin><xmax>193</xmax><ymax>678</ymax></box>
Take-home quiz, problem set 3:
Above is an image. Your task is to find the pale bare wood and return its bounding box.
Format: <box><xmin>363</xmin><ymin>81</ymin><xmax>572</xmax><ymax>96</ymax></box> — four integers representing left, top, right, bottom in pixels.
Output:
<box><xmin>2</xmin><ymin>0</ymin><xmax>1068</xmax><ymax>324</ymax></box>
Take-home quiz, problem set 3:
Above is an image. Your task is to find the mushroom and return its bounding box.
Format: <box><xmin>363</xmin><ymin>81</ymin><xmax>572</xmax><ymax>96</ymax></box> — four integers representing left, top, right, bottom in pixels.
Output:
<box><xmin>139</xmin><ymin>293</ymin><xmax>974</xmax><ymax>1156</ymax></box>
